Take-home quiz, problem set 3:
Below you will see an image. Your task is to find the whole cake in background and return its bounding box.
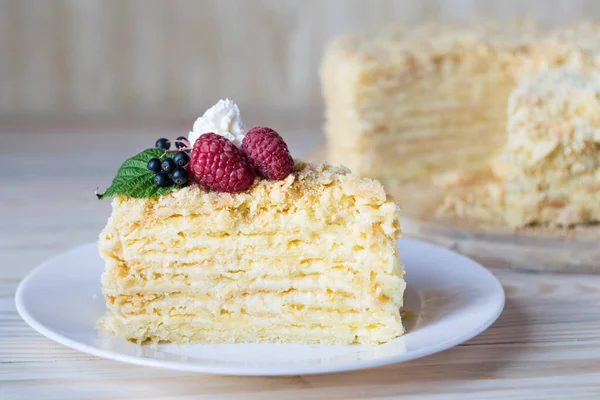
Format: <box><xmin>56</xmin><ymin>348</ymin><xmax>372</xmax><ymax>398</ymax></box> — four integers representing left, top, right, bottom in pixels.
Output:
<box><xmin>321</xmin><ymin>21</ymin><xmax>600</xmax><ymax>228</ymax></box>
<box><xmin>96</xmin><ymin>100</ymin><xmax>406</xmax><ymax>345</ymax></box>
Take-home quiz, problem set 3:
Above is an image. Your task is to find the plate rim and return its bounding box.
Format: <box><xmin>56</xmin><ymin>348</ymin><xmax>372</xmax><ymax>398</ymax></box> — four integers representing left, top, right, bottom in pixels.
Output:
<box><xmin>15</xmin><ymin>238</ymin><xmax>505</xmax><ymax>376</ymax></box>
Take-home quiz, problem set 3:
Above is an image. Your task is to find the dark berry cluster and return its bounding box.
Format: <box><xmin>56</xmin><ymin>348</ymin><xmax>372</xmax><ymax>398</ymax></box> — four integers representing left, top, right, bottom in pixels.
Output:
<box><xmin>149</xmin><ymin>137</ymin><xmax>191</xmax><ymax>187</ymax></box>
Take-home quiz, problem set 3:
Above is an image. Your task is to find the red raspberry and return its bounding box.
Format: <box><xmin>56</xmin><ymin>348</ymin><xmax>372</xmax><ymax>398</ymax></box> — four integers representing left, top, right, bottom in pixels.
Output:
<box><xmin>188</xmin><ymin>133</ymin><xmax>256</xmax><ymax>192</ymax></box>
<box><xmin>241</xmin><ymin>126</ymin><xmax>294</xmax><ymax>180</ymax></box>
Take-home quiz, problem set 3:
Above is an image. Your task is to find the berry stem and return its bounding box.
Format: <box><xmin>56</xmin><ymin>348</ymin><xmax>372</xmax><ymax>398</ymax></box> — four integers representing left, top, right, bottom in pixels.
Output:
<box><xmin>175</xmin><ymin>138</ymin><xmax>191</xmax><ymax>147</ymax></box>
<box><xmin>159</xmin><ymin>147</ymin><xmax>192</xmax><ymax>158</ymax></box>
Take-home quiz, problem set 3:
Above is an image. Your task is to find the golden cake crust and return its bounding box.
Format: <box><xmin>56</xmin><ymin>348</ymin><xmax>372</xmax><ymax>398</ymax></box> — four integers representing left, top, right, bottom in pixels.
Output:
<box><xmin>103</xmin><ymin>160</ymin><xmax>400</xmax><ymax>237</ymax></box>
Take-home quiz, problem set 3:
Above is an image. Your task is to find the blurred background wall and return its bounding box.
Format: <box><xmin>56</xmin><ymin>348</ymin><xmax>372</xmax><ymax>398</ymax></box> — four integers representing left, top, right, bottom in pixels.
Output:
<box><xmin>2</xmin><ymin>0</ymin><xmax>600</xmax><ymax>116</ymax></box>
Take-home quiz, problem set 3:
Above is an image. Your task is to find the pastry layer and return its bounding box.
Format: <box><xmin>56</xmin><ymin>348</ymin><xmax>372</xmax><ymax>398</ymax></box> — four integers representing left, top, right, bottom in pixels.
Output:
<box><xmin>105</xmin><ymin>292</ymin><xmax>402</xmax><ymax>317</ymax></box>
<box><xmin>101</xmin><ymin>316</ymin><xmax>402</xmax><ymax>345</ymax></box>
<box><xmin>99</xmin><ymin>161</ymin><xmax>405</xmax><ymax>344</ymax></box>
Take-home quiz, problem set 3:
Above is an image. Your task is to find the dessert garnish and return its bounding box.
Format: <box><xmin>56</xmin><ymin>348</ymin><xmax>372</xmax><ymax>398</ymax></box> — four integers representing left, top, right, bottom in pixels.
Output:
<box><xmin>242</xmin><ymin>126</ymin><xmax>294</xmax><ymax>180</ymax></box>
<box><xmin>96</xmin><ymin>100</ymin><xmax>294</xmax><ymax>199</ymax></box>
<box><xmin>189</xmin><ymin>99</ymin><xmax>246</xmax><ymax>147</ymax></box>
<box><xmin>188</xmin><ymin>133</ymin><xmax>256</xmax><ymax>193</ymax></box>
<box><xmin>95</xmin><ymin>137</ymin><xmax>191</xmax><ymax>199</ymax></box>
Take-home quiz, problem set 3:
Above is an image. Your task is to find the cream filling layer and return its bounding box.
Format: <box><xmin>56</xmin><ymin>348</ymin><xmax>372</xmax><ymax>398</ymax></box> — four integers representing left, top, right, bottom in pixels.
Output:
<box><xmin>102</xmin><ymin>265</ymin><xmax>404</xmax><ymax>301</ymax></box>
<box><xmin>106</xmin><ymin>288</ymin><xmax>404</xmax><ymax>317</ymax></box>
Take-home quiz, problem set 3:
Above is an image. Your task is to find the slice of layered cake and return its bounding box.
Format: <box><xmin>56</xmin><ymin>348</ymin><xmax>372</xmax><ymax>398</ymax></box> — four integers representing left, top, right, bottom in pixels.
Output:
<box><xmin>503</xmin><ymin>68</ymin><xmax>600</xmax><ymax>227</ymax></box>
<box><xmin>97</xmin><ymin>100</ymin><xmax>405</xmax><ymax>344</ymax></box>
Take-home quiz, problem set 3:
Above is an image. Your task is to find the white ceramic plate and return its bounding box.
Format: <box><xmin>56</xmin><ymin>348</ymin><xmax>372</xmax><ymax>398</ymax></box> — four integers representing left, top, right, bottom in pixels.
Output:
<box><xmin>16</xmin><ymin>238</ymin><xmax>504</xmax><ymax>376</ymax></box>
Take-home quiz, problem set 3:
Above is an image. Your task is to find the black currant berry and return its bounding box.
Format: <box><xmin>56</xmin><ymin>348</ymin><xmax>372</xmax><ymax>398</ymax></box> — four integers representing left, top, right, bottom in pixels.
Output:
<box><xmin>173</xmin><ymin>151</ymin><xmax>189</xmax><ymax>167</ymax></box>
<box><xmin>175</xmin><ymin>136</ymin><xmax>188</xmax><ymax>149</ymax></box>
<box><xmin>155</xmin><ymin>138</ymin><xmax>170</xmax><ymax>149</ymax></box>
<box><xmin>161</xmin><ymin>158</ymin><xmax>176</xmax><ymax>173</ymax></box>
<box><xmin>147</xmin><ymin>158</ymin><xmax>162</xmax><ymax>173</ymax></box>
<box><xmin>172</xmin><ymin>168</ymin><xmax>189</xmax><ymax>185</ymax></box>
<box><xmin>154</xmin><ymin>172</ymin><xmax>172</xmax><ymax>187</ymax></box>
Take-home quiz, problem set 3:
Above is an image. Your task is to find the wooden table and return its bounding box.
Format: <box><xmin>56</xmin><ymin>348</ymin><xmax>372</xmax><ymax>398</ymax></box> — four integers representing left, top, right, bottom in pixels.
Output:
<box><xmin>3</xmin><ymin>114</ymin><xmax>600</xmax><ymax>399</ymax></box>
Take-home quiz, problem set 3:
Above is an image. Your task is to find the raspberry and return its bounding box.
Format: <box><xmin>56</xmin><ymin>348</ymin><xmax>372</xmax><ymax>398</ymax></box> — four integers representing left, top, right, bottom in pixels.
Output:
<box><xmin>188</xmin><ymin>133</ymin><xmax>256</xmax><ymax>192</ymax></box>
<box><xmin>241</xmin><ymin>126</ymin><xmax>294</xmax><ymax>180</ymax></box>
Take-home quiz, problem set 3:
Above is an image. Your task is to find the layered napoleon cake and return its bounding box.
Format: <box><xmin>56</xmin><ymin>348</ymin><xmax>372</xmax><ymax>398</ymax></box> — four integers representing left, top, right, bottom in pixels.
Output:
<box><xmin>321</xmin><ymin>21</ymin><xmax>600</xmax><ymax>227</ymax></box>
<box><xmin>97</xmin><ymin>100</ymin><xmax>405</xmax><ymax>345</ymax></box>
<box><xmin>98</xmin><ymin>162</ymin><xmax>405</xmax><ymax>344</ymax></box>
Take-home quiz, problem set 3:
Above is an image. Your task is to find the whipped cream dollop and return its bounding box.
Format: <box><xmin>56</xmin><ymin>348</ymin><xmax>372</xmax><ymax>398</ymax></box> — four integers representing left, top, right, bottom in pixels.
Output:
<box><xmin>188</xmin><ymin>99</ymin><xmax>246</xmax><ymax>147</ymax></box>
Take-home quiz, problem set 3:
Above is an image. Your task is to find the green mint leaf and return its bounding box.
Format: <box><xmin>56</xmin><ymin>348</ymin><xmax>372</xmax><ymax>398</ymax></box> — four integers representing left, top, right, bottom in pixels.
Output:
<box><xmin>96</xmin><ymin>148</ymin><xmax>176</xmax><ymax>199</ymax></box>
